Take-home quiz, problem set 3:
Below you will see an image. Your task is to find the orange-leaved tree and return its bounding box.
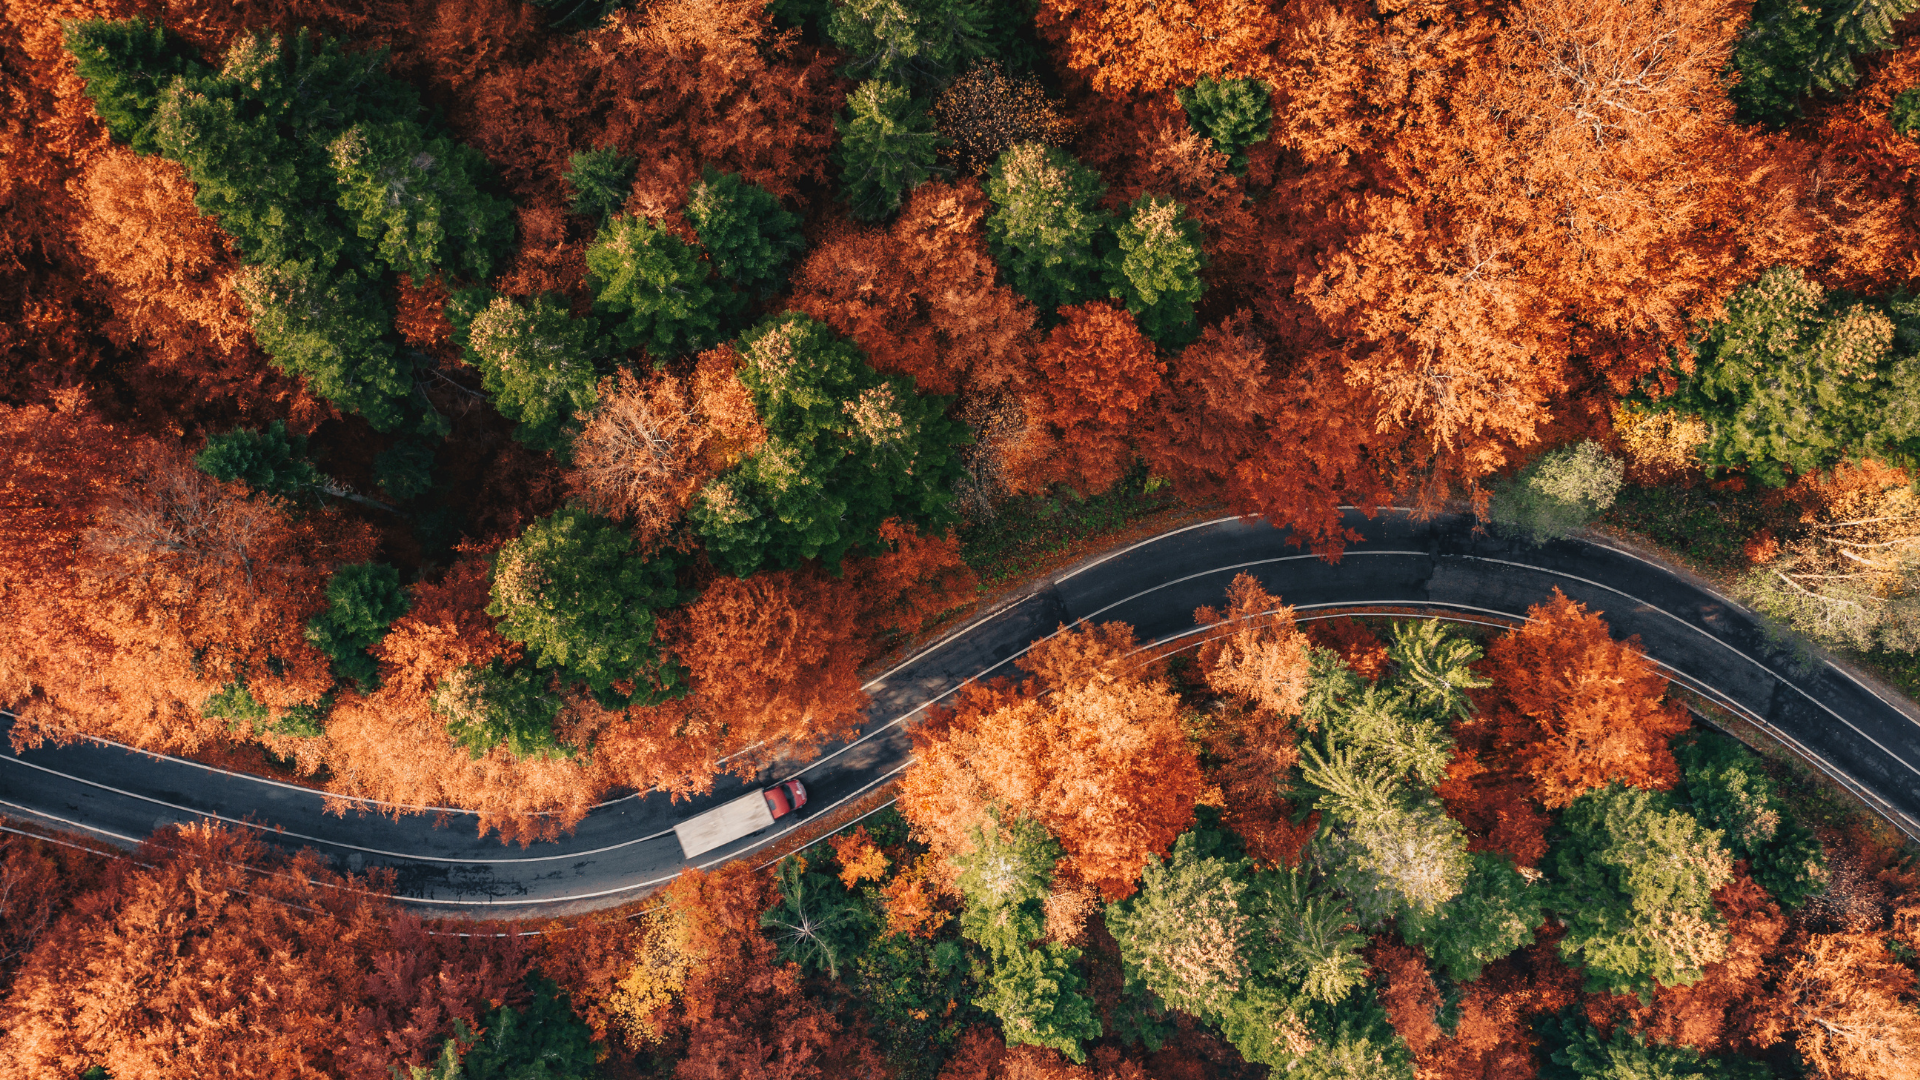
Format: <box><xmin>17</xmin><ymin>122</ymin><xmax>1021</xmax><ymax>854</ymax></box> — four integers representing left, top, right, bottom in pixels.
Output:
<box><xmin>1628</xmin><ymin>868</ymin><xmax>1788</xmax><ymax>1053</ymax></box>
<box><xmin>321</xmin><ymin>548</ymin><xmax>606</xmax><ymax>843</ymax></box>
<box><xmin>899</xmin><ymin>621</ymin><xmax>1203</xmax><ymax>899</ymax></box>
<box><xmin>1479</xmin><ymin>589</ymin><xmax>1689</xmax><ymax>809</ymax></box>
<box><xmin>1190</xmin><ymin>574</ymin><xmax>1317</xmax><ymax>864</ymax></box>
<box><xmin>1003</xmin><ymin>301</ymin><xmax>1162</xmax><ymax>495</ymax></box>
<box><xmin>1036</xmin><ymin>0</ymin><xmax>1280</xmax><ymax>94</ymax></box>
<box><xmin>0</xmin><ymin>824</ymin><xmax>525</xmax><ymax>1080</ymax></box>
<box><xmin>0</xmin><ymin>401</ymin><xmax>371</xmax><ymax>758</ymax></box>
<box><xmin>1750</xmin><ymin>930</ymin><xmax>1920</xmax><ymax>1078</ymax></box>
<box><xmin>790</xmin><ymin>179</ymin><xmax>1039</xmax><ymax>397</ymax></box>
<box><xmin>567</xmin><ymin>348</ymin><xmax>766</xmax><ymax>547</ymax></box>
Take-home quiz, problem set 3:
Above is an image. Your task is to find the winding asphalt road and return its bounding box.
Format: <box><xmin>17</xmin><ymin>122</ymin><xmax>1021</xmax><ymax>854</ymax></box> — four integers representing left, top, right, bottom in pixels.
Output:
<box><xmin>6</xmin><ymin>510</ymin><xmax>1920</xmax><ymax>919</ymax></box>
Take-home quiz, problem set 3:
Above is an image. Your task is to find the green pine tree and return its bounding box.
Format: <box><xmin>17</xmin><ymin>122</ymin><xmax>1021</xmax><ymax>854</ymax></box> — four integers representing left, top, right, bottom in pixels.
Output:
<box><xmin>761</xmin><ymin>855</ymin><xmax>877</xmax><ymax>979</ymax></box>
<box><xmin>451</xmin><ymin>291</ymin><xmax>605</xmax><ymax>455</ymax></box>
<box><xmin>1398</xmin><ymin>851</ymin><xmax>1541</xmax><ymax>983</ymax></box>
<box><xmin>1487</xmin><ymin>441</ymin><xmax>1626</xmax><ymax>544</ymax></box>
<box><xmin>1729</xmin><ymin>0</ymin><xmax>1920</xmax><ymax>125</ymax></box>
<box><xmin>410</xmin><ymin>975</ymin><xmax>600</xmax><ymax>1079</ymax></box>
<box><xmin>836</xmin><ymin>79</ymin><xmax>946</xmax><ymax>222</ymax></box>
<box><xmin>1385</xmin><ymin>619</ymin><xmax>1492</xmax><ymax>724</ymax></box>
<box><xmin>1106</xmin><ymin>830</ymin><xmax>1255</xmax><ymax>1019</ymax></box>
<box><xmin>328</xmin><ymin>122</ymin><xmax>514</xmax><ymax>282</ymax></box>
<box><xmin>430</xmin><ymin>660</ymin><xmax>570</xmax><ymax>761</ymax></box>
<box><xmin>564</xmin><ymin>146</ymin><xmax>637</xmax><ymax>223</ymax></box>
<box><xmin>1257</xmin><ymin>865</ymin><xmax>1370</xmax><ymax>1005</ymax></box>
<box><xmin>1536</xmin><ymin>1007</ymin><xmax>1776</xmax><ymax>1079</ymax></box>
<box><xmin>235</xmin><ymin>260</ymin><xmax>421</xmax><ymax>434</ymax></box>
<box><xmin>487</xmin><ymin>508</ymin><xmax>690</xmax><ymax>705</ymax></box>
<box><xmin>1175</xmin><ymin>75</ymin><xmax>1273</xmax><ymax>175</ymax></box>
<box><xmin>305</xmin><ymin>563</ymin><xmax>412</xmax><ymax>690</ymax></box>
<box><xmin>1674</xmin><ymin>732</ymin><xmax>1828</xmax><ymax>909</ymax></box>
<box><xmin>1546</xmin><ymin>784</ymin><xmax>1734</xmax><ymax>998</ymax></box>
<box><xmin>584</xmin><ymin>215</ymin><xmax>733</xmax><ymax>357</ymax></box>
<box><xmin>689</xmin><ymin>313</ymin><xmax>964</xmax><ymax>575</ymax></box>
<box><xmin>62</xmin><ymin>17</ymin><xmax>199</xmax><ymax>155</ymax></box>
<box><xmin>1653</xmin><ymin>266</ymin><xmax>1920</xmax><ymax>486</ymax></box>
<box><xmin>193</xmin><ymin>421</ymin><xmax>325</xmax><ymax>499</ymax></box>
<box><xmin>827</xmin><ymin>0</ymin><xmax>993</xmax><ymax>88</ymax></box>
<box><xmin>70</xmin><ymin>23</ymin><xmax>504</xmax><ymax>434</ymax></box>
<box><xmin>685</xmin><ymin>168</ymin><xmax>806</xmax><ymax>297</ymax></box>
<box><xmin>950</xmin><ymin>814</ymin><xmax>1102</xmax><ymax>1062</ymax></box>
<box><xmin>1894</xmin><ymin>87</ymin><xmax>1920</xmax><ymax>135</ymax></box>
<box><xmin>1103</xmin><ymin>195</ymin><xmax>1206</xmax><ymax>347</ymax></box>
<box><xmin>984</xmin><ymin>142</ymin><xmax>1112</xmax><ymax>317</ymax></box>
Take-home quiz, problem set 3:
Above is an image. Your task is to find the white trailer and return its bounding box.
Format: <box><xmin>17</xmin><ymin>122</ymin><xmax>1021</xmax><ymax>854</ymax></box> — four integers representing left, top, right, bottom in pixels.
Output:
<box><xmin>674</xmin><ymin>790</ymin><xmax>777</xmax><ymax>858</ymax></box>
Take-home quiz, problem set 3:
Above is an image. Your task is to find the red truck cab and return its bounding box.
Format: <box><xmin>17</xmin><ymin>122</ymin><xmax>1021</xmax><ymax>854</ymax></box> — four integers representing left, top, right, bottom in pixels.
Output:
<box><xmin>763</xmin><ymin>778</ymin><xmax>807</xmax><ymax>818</ymax></box>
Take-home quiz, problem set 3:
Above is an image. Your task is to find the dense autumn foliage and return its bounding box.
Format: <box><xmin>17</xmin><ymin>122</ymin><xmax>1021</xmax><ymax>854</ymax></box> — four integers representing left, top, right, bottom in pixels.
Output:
<box><xmin>0</xmin><ymin>824</ymin><xmax>531</xmax><ymax>1080</ymax></box>
<box><xmin>1465</xmin><ymin>589</ymin><xmax>1690</xmax><ymax>804</ymax></box>
<box><xmin>899</xmin><ymin>621</ymin><xmax>1204</xmax><ymax>899</ymax></box>
<box><xmin>7</xmin><ymin>0</ymin><xmax>1920</xmax><ymax>1073</ymax></box>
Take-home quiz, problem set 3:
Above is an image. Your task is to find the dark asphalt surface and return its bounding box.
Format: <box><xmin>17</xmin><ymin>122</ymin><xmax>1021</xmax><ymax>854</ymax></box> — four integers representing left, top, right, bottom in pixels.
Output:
<box><xmin>6</xmin><ymin>510</ymin><xmax>1919</xmax><ymax>919</ymax></box>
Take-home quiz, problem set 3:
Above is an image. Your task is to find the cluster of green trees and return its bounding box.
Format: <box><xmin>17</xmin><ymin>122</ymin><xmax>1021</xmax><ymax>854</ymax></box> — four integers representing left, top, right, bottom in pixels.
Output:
<box><xmin>983</xmin><ymin>144</ymin><xmax>1207</xmax><ymax>345</ymax></box>
<box><xmin>817</xmin><ymin>0</ymin><xmax>1044</xmax><ymax>219</ymax></box>
<box><xmin>440</xmin><ymin>164</ymin><xmax>805</xmax><ymax>457</ymax></box>
<box><xmin>692</xmin><ymin>313</ymin><xmax>966</xmax><ymax>574</ymax></box>
<box><xmin>445</xmin><ymin>309</ymin><xmax>961</xmax><ymax>752</ymax></box>
<box><xmin>66</xmin><ymin>19</ymin><xmax>515</xmax><ymax>433</ymax></box>
<box><xmin>1729</xmin><ymin>0</ymin><xmax>1920</xmax><ymax>125</ymax></box>
<box><xmin>1537</xmin><ymin>1008</ymin><xmax>1775</xmax><ymax>1080</ymax></box>
<box><xmin>1090</xmin><ymin>625</ymin><xmax>1519</xmax><ymax>1073</ymax></box>
<box><xmin>1652</xmin><ymin>266</ymin><xmax>1920</xmax><ymax>487</ymax></box>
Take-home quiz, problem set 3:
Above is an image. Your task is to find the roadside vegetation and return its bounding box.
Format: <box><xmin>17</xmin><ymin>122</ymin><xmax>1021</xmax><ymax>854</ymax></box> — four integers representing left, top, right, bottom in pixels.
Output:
<box><xmin>4</xmin><ymin>597</ymin><xmax>1915</xmax><ymax>1078</ymax></box>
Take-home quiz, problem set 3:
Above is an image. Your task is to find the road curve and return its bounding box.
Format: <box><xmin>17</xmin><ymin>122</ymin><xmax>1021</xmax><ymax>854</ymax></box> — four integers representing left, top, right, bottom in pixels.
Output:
<box><xmin>5</xmin><ymin>510</ymin><xmax>1919</xmax><ymax>919</ymax></box>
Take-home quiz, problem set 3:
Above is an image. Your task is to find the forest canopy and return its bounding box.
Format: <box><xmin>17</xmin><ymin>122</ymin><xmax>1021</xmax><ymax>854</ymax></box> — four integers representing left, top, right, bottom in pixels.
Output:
<box><xmin>5</xmin><ymin>0</ymin><xmax>1920</xmax><ymax>1076</ymax></box>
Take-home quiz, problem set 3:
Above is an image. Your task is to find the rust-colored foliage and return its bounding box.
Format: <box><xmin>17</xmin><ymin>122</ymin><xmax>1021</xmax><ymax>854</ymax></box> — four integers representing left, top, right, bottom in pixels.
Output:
<box><xmin>830</xmin><ymin>826</ymin><xmax>890</xmax><ymax>888</ymax></box>
<box><xmin>791</xmin><ymin>180</ymin><xmax>1038</xmax><ymax>397</ymax></box>
<box><xmin>899</xmin><ymin>621</ymin><xmax>1203</xmax><ymax>899</ymax></box>
<box><xmin>1246</xmin><ymin>0</ymin><xmax>1842</xmax><ymax>512</ymax></box>
<box><xmin>1037</xmin><ymin>0</ymin><xmax>1280</xmax><ymax>94</ymax></box>
<box><xmin>1368</xmin><ymin>937</ymin><xmax>1444</xmax><ymax>1057</ymax></box>
<box><xmin>936</xmin><ymin>1024</ymin><xmax>1158</xmax><ymax>1078</ymax></box>
<box><xmin>323</xmin><ymin>549</ymin><xmax>603</xmax><ymax>843</ymax></box>
<box><xmin>1790</xmin><ymin>24</ymin><xmax>1920</xmax><ymax>289</ymax></box>
<box><xmin>529</xmin><ymin>913</ymin><xmax>644</xmax><ymax>1049</ymax></box>
<box><xmin>569</xmin><ymin>353</ymin><xmax>766</xmax><ymax>546</ymax></box>
<box><xmin>0</xmin><ymin>832</ymin><xmax>108</xmax><ymax>995</ymax></box>
<box><xmin>883</xmin><ymin>852</ymin><xmax>957</xmax><ymax>939</ymax></box>
<box><xmin>0</xmin><ymin>402</ymin><xmax>373</xmax><ymax>761</ymax></box>
<box><xmin>1479</xmin><ymin>590</ymin><xmax>1689</xmax><ymax>809</ymax></box>
<box><xmin>1414</xmin><ymin>927</ymin><xmax>1585</xmax><ymax>1080</ymax></box>
<box><xmin>648</xmin><ymin>862</ymin><xmax>888</xmax><ymax>1080</ymax></box>
<box><xmin>1435</xmin><ymin>734</ymin><xmax>1553</xmax><ymax>869</ymax></box>
<box><xmin>1193</xmin><ymin>573</ymin><xmax>1313</xmax><ymax>717</ymax></box>
<box><xmin>1628</xmin><ymin>867</ymin><xmax>1788</xmax><ymax>1053</ymax></box>
<box><xmin>1189</xmin><ymin>575</ymin><xmax>1316</xmax><ymax>865</ymax></box>
<box><xmin>1305</xmin><ymin>616</ymin><xmax>1389</xmax><ymax>680</ymax></box>
<box><xmin>0</xmin><ymin>824</ymin><xmax>524</xmax><ymax>1080</ymax></box>
<box><xmin>456</xmin><ymin>0</ymin><xmax>839</xmax><ymax>211</ymax></box>
<box><xmin>1750</xmin><ymin>930</ymin><xmax>1920</xmax><ymax>1078</ymax></box>
<box><xmin>1004</xmin><ymin>301</ymin><xmax>1163</xmax><ymax>495</ymax></box>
